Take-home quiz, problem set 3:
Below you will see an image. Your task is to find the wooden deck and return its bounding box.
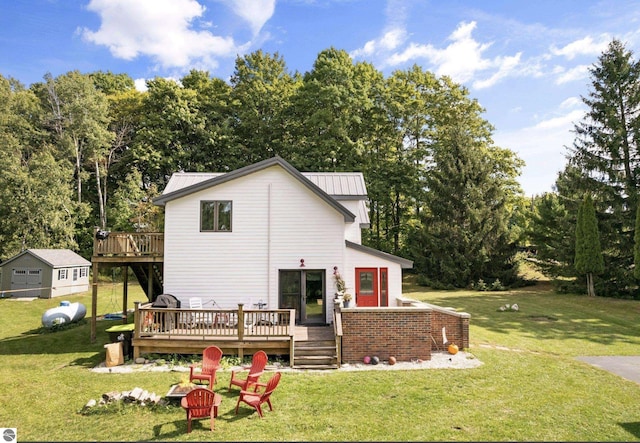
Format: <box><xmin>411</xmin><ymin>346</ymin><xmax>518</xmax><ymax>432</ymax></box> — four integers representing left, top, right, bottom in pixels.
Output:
<box><xmin>92</xmin><ymin>231</ymin><xmax>164</xmax><ymax>262</ymax></box>
<box><xmin>131</xmin><ymin>302</ymin><xmax>337</xmax><ymax>366</ymax></box>
<box><xmin>90</xmin><ymin>230</ymin><xmax>165</xmax><ymax>343</ymax></box>
<box><xmin>90</xmin><ymin>229</ymin><xmax>341</xmax><ymax>367</ymax></box>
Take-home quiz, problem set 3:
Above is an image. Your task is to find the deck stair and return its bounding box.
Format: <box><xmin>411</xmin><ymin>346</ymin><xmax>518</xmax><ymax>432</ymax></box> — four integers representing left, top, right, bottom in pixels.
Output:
<box><xmin>293</xmin><ymin>325</ymin><xmax>338</xmax><ymax>369</ymax></box>
<box><xmin>130</xmin><ymin>263</ymin><xmax>164</xmax><ymax>301</ymax></box>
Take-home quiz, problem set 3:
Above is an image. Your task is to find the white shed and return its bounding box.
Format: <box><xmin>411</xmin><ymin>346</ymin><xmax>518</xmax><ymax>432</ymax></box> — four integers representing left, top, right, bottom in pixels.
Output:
<box><xmin>0</xmin><ymin>249</ymin><xmax>91</xmax><ymax>299</ymax></box>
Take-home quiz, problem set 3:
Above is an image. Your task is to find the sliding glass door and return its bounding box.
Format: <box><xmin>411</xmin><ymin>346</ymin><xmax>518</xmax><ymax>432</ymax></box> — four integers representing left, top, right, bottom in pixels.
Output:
<box><xmin>279</xmin><ymin>270</ymin><xmax>325</xmax><ymax>324</ymax></box>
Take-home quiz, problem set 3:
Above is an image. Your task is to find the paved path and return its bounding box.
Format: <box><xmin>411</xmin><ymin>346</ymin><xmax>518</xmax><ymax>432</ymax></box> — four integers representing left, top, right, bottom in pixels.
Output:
<box><xmin>576</xmin><ymin>356</ymin><xmax>640</xmax><ymax>384</ymax></box>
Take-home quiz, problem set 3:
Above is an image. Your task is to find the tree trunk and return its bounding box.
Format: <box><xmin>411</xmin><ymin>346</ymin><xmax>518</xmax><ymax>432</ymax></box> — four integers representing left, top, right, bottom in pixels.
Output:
<box><xmin>95</xmin><ymin>160</ymin><xmax>106</xmax><ymax>229</ymax></box>
<box><xmin>587</xmin><ymin>272</ymin><xmax>596</xmax><ymax>297</ymax></box>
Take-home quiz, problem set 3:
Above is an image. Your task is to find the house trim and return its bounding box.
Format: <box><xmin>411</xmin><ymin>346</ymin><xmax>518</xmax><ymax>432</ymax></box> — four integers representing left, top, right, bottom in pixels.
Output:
<box><xmin>345</xmin><ymin>240</ymin><xmax>413</xmax><ymax>268</ymax></box>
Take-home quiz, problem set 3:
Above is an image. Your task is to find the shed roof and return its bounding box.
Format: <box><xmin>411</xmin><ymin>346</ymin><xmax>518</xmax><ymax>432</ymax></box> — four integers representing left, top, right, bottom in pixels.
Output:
<box><xmin>1</xmin><ymin>249</ymin><xmax>90</xmax><ymax>268</ymax></box>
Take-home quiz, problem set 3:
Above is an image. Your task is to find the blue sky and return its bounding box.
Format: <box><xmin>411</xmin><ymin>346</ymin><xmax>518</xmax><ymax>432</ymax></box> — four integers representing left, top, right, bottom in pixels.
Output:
<box><xmin>2</xmin><ymin>0</ymin><xmax>640</xmax><ymax>196</ymax></box>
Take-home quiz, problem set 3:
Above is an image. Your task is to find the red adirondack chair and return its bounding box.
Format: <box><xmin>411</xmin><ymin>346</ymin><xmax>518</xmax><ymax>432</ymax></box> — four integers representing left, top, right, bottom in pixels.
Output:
<box><xmin>228</xmin><ymin>350</ymin><xmax>268</xmax><ymax>392</ymax></box>
<box><xmin>235</xmin><ymin>372</ymin><xmax>282</xmax><ymax>418</ymax></box>
<box><xmin>190</xmin><ymin>346</ymin><xmax>223</xmax><ymax>389</ymax></box>
<box><xmin>181</xmin><ymin>388</ymin><xmax>222</xmax><ymax>432</ymax></box>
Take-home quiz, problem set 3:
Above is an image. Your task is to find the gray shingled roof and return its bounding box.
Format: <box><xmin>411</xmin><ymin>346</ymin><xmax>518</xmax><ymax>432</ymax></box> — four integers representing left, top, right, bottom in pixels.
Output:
<box><xmin>1</xmin><ymin>249</ymin><xmax>90</xmax><ymax>268</ymax></box>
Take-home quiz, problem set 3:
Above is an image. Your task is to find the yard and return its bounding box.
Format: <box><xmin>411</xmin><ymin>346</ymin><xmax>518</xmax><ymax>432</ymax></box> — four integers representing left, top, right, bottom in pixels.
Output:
<box><xmin>0</xmin><ymin>277</ymin><xmax>639</xmax><ymax>441</ymax></box>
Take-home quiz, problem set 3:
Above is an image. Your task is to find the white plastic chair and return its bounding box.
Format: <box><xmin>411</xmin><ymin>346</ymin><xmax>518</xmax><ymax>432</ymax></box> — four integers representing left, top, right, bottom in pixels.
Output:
<box><xmin>189</xmin><ymin>297</ymin><xmax>211</xmax><ymax>327</ymax></box>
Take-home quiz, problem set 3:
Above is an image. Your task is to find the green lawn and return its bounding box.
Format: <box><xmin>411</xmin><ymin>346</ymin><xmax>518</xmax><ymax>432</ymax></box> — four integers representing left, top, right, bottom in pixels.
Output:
<box><xmin>1</xmin><ymin>280</ymin><xmax>639</xmax><ymax>441</ymax></box>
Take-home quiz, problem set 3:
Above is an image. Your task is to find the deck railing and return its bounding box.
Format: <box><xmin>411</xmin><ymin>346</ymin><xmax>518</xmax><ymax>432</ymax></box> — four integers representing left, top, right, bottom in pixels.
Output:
<box><xmin>134</xmin><ymin>302</ymin><xmax>295</xmax><ymax>340</ymax></box>
<box><xmin>93</xmin><ymin>231</ymin><xmax>164</xmax><ymax>257</ymax></box>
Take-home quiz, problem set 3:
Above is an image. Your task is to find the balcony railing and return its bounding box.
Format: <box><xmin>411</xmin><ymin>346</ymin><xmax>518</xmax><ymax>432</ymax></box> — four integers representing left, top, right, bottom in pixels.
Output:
<box><xmin>93</xmin><ymin>231</ymin><xmax>164</xmax><ymax>257</ymax></box>
<box><xmin>134</xmin><ymin>302</ymin><xmax>295</xmax><ymax>340</ymax></box>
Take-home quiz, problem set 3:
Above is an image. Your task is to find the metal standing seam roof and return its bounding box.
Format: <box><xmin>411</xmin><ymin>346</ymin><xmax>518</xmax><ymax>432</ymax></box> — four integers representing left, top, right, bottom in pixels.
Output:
<box><xmin>161</xmin><ymin>171</ymin><xmax>368</xmax><ymax>198</ymax></box>
<box><xmin>154</xmin><ymin>157</ymin><xmax>357</xmax><ymax>222</ymax></box>
<box><xmin>161</xmin><ymin>170</ymin><xmax>372</xmax><ymax>227</ymax></box>
<box><xmin>301</xmin><ymin>172</ymin><xmax>367</xmax><ymax>197</ymax></box>
<box><xmin>161</xmin><ymin>172</ymin><xmax>224</xmax><ymax>195</ymax></box>
<box><xmin>1</xmin><ymin>249</ymin><xmax>90</xmax><ymax>268</ymax></box>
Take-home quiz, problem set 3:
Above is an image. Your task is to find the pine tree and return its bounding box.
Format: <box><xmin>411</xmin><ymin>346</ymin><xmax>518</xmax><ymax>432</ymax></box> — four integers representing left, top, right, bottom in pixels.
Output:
<box><xmin>575</xmin><ymin>194</ymin><xmax>604</xmax><ymax>296</ymax></box>
<box><xmin>634</xmin><ymin>202</ymin><xmax>640</xmax><ymax>280</ymax></box>
<box><xmin>549</xmin><ymin>39</ymin><xmax>640</xmax><ymax>297</ymax></box>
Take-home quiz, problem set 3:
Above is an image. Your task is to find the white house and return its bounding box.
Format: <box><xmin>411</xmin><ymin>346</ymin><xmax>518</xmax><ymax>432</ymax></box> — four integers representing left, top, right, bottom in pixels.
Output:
<box><xmin>0</xmin><ymin>249</ymin><xmax>91</xmax><ymax>298</ymax></box>
<box><xmin>153</xmin><ymin>156</ymin><xmax>413</xmax><ymax>325</ymax></box>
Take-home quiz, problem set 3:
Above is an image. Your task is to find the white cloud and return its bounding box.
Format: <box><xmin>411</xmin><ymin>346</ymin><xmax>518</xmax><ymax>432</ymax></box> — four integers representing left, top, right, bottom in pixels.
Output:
<box><xmin>493</xmin><ymin>109</ymin><xmax>585</xmax><ymax>195</ymax></box>
<box><xmin>387</xmin><ymin>22</ymin><xmax>493</xmax><ymax>83</ymax></box>
<box><xmin>351</xmin><ymin>28</ymin><xmax>407</xmax><ymax>58</ymax></box>
<box><xmin>81</xmin><ymin>0</ymin><xmax>237</xmax><ymax>71</ymax></box>
<box><xmin>559</xmin><ymin>96</ymin><xmax>582</xmax><ymax>109</ymax></box>
<box><xmin>555</xmin><ymin>64</ymin><xmax>590</xmax><ymax>85</ymax></box>
<box><xmin>472</xmin><ymin>53</ymin><xmax>521</xmax><ymax>89</ymax></box>
<box><xmin>134</xmin><ymin>78</ymin><xmax>148</xmax><ymax>92</ymax></box>
<box><xmin>218</xmin><ymin>0</ymin><xmax>275</xmax><ymax>35</ymax></box>
<box><xmin>549</xmin><ymin>35</ymin><xmax>611</xmax><ymax>60</ymax></box>
<box><xmin>532</xmin><ymin>109</ymin><xmax>585</xmax><ymax>130</ymax></box>
<box><xmin>379</xmin><ymin>21</ymin><xmax>522</xmax><ymax>89</ymax></box>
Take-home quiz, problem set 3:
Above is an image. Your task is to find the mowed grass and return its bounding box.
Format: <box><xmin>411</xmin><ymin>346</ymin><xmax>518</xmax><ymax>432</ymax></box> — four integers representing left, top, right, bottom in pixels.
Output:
<box><xmin>1</xmin><ymin>279</ymin><xmax>640</xmax><ymax>441</ymax></box>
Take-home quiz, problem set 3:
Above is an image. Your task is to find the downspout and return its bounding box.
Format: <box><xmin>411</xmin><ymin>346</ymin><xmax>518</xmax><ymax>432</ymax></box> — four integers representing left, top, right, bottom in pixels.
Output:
<box><xmin>267</xmin><ymin>183</ymin><xmax>272</xmax><ymax>306</ymax></box>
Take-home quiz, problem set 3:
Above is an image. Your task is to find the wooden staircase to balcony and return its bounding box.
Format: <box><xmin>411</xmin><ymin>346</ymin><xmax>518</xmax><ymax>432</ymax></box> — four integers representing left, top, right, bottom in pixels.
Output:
<box><xmin>130</xmin><ymin>263</ymin><xmax>164</xmax><ymax>301</ymax></box>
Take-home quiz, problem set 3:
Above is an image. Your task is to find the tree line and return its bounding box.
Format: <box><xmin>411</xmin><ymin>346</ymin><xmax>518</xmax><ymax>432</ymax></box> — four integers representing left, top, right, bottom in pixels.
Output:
<box><xmin>3</xmin><ymin>42</ymin><xmax>640</xmax><ymax>297</ymax></box>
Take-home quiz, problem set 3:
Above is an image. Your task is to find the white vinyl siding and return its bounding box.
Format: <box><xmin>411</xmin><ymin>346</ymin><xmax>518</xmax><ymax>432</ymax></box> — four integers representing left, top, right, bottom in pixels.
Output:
<box><xmin>163</xmin><ymin>166</ymin><xmax>346</xmax><ymax>316</ymax></box>
<box><xmin>345</xmin><ymin>248</ymin><xmax>404</xmax><ymax>307</ymax></box>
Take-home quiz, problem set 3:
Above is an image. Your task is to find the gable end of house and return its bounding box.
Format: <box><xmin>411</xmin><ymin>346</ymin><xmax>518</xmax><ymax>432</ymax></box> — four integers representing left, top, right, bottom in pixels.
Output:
<box><xmin>154</xmin><ymin>156</ymin><xmax>357</xmax><ymax>222</ymax></box>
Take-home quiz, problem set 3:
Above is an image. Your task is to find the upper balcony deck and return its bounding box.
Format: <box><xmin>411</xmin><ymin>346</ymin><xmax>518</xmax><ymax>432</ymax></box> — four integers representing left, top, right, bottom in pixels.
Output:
<box><xmin>92</xmin><ymin>230</ymin><xmax>164</xmax><ymax>263</ymax></box>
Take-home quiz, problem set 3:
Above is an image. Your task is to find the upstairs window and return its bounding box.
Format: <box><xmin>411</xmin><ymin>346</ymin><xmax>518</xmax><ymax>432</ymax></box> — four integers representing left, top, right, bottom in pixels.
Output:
<box><xmin>201</xmin><ymin>200</ymin><xmax>232</xmax><ymax>232</ymax></box>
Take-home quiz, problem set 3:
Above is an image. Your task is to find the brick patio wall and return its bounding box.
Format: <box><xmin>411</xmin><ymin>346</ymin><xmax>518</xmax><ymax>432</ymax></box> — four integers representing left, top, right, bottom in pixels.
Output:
<box><xmin>340</xmin><ymin>307</ymin><xmax>432</xmax><ymax>364</ymax></box>
<box><xmin>430</xmin><ymin>309</ymin><xmax>470</xmax><ymax>351</ymax></box>
<box><xmin>338</xmin><ymin>301</ymin><xmax>470</xmax><ymax>364</ymax></box>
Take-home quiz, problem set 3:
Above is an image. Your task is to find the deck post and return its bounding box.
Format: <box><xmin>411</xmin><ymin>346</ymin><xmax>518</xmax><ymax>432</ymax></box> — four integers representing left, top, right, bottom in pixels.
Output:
<box><xmin>237</xmin><ymin>303</ymin><xmax>244</xmax><ymax>341</ymax></box>
<box><xmin>133</xmin><ymin>302</ymin><xmax>140</xmax><ymax>360</ymax></box>
<box><xmin>91</xmin><ymin>261</ymin><xmax>99</xmax><ymax>343</ymax></box>
<box><xmin>147</xmin><ymin>263</ymin><xmax>153</xmax><ymax>300</ymax></box>
<box><xmin>122</xmin><ymin>265</ymin><xmax>128</xmax><ymax>323</ymax></box>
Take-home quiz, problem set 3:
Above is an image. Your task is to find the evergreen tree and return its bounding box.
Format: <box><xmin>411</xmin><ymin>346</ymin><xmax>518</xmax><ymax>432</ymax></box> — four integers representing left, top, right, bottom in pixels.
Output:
<box><xmin>408</xmin><ymin>79</ymin><xmax>522</xmax><ymax>287</ymax></box>
<box><xmin>556</xmin><ymin>39</ymin><xmax>640</xmax><ymax>297</ymax></box>
<box><xmin>574</xmin><ymin>194</ymin><xmax>604</xmax><ymax>296</ymax></box>
<box><xmin>634</xmin><ymin>202</ymin><xmax>640</xmax><ymax>280</ymax></box>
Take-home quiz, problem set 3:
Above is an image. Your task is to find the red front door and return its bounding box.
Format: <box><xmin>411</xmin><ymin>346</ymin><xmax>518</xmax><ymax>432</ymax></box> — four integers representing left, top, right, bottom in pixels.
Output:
<box><xmin>355</xmin><ymin>268</ymin><xmax>378</xmax><ymax>307</ymax></box>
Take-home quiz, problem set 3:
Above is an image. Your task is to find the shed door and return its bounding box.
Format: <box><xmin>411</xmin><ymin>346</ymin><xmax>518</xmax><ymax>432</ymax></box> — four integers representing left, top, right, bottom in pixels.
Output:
<box><xmin>12</xmin><ymin>268</ymin><xmax>42</xmax><ymax>297</ymax></box>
